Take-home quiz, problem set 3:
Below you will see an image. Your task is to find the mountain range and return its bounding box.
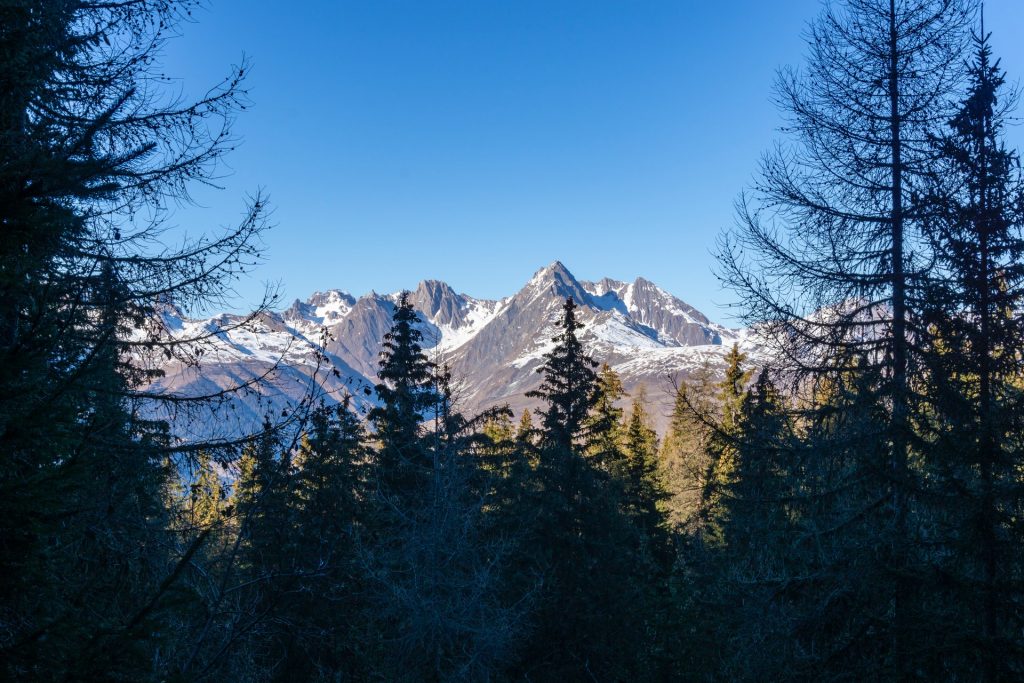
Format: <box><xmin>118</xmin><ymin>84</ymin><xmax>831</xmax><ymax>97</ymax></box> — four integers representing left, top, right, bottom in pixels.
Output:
<box><xmin>149</xmin><ymin>261</ymin><xmax>765</xmax><ymax>439</ymax></box>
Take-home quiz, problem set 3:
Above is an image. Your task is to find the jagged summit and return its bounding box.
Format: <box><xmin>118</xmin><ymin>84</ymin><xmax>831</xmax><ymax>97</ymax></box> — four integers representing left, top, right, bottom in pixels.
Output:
<box><xmin>521</xmin><ymin>261</ymin><xmax>592</xmax><ymax>304</ymax></box>
<box><xmin>284</xmin><ymin>289</ymin><xmax>356</xmax><ymax>324</ymax></box>
<box><xmin>410</xmin><ymin>279</ymin><xmax>470</xmax><ymax>328</ymax></box>
<box><xmin>151</xmin><ymin>262</ymin><xmax>764</xmax><ymax>435</ymax></box>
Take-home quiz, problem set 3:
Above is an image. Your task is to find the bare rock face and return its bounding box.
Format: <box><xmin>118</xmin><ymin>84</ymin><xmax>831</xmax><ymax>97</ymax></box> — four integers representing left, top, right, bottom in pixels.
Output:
<box><xmin>410</xmin><ymin>279</ymin><xmax>466</xmax><ymax>329</ymax></box>
<box><xmin>151</xmin><ymin>262</ymin><xmax>765</xmax><ymax>437</ymax></box>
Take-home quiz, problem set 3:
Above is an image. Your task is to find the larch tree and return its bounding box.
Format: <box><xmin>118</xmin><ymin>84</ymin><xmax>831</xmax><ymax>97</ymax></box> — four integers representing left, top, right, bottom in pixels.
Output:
<box><xmin>660</xmin><ymin>361</ymin><xmax>718</xmax><ymax>531</ymax></box>
<box><xmin>587</xmin><ymin>362</ymin><xmax>626</xmax><ymax>473</ymax></box>
<box><xmin>0</xmin><ymin>2</ymin><xmax>276</xmax><ymax>678</ymax></box>
<box><xmin>620</xmin><ymin>386</ymin><xmax>672</xmax><ymax>566</ymax></box>
<box><xmin>716</xmin><ymin>0</ymin><xmax>977</xmax><ymax>675</ymax></box>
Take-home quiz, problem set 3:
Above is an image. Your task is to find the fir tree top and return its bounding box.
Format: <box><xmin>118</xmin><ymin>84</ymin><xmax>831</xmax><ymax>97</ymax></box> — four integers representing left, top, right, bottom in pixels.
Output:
<box><xmin>528</xmin><ymin>297</ymin><xmax>599</xmax><ymax>450</ymax></box>
<box><xmin>369</xmin><ymin>292</ymin><xmax>438</xmax><ymax>437</ymax></box>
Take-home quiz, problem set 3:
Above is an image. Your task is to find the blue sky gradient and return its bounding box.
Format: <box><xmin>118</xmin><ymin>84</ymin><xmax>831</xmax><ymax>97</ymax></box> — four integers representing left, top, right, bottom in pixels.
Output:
<box><xmin>160</xmin><ymin>1</ymin><xmax>1024</xmax><ymax>323</ymax></box>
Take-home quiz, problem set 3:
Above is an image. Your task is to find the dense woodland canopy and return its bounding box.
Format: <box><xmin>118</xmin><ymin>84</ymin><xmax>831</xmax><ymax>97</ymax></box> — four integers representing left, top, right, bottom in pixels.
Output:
<box><xmin>2</xmin><ymin>0</ymin><xmax>1024</xmax><ymax>680</ymax></box>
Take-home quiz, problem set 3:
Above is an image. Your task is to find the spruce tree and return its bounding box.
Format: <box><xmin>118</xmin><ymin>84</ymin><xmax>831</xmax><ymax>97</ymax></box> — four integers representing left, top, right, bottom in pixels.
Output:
<box><xmin>364</xmin><ymin>299</ymin><xmax>519</xmax><ymax>680</ymax></box>
<box><xmin>715</xmin><ymin>373</ymin><xmax>802</xmax><ymax>678</ymax></box>
<box><xmin>368</xmin><ymin>292</ymin><xmax>438</xmax><ymax>505</ymax></box>
<box><xmin>516</xmin><ymin>297</ymin><xmax>645</xmax><ymax>680</ymax></box>
<box><xmin>241</xmin><ymin>427</ymin><xmax>299</xmax><ymax>583</ymax></box>
<box><xmin>699</xmin><ymin>343</ymin><xmax>750</xmax><ymax>548</ymax></box>
<box><xmin>919</xmin><ymin>23</ymin><xmax>1024</xmax><ymax>678</ymax></box>
<box><xmin>528</xmin><ymin>297</ymin><xmax>599</xmax><ymax>450</ymax></box>
<box><xmin>282</xmin><ymin>398</ymin><xmax>369</xmax><ymax>679</ymax></box>
<box><xmin>230</xmin><ymin>424</ymin><xmax>301</xmax><ymax>679</ymax></box>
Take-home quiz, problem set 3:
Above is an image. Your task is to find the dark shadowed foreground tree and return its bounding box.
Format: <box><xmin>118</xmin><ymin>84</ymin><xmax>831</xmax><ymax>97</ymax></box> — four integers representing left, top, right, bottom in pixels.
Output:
<box><xmin>619</xmin><ymin>386</ymin><xmax>672</xmax><ymax>568</ymax></box>
<box><xmin>916</xmin><ymin>24</ymin><xmax>1024</xmax><ymax>678</ymax></box>
<box><xmin>0</xmin><ymin>1</ymin><xmax>275</xmax><ymax>678</ymax></box>
<box><xmin>368</xmin><ymin>292</ymin><xmax>439</xmax><ymax>506</ymax></box>
<box><xmin>512</xmin><ymin>297</ymin><xmax>669</xmax><ymax>681</ymax></box>
<box><xmin>10</xmin><ymin>1</ymin><xmax>1024</xmax><ymax>681</ymax></box>
<box><xmin>365</xmin><ymin>295</ymin><xmax>522</xmax><ymax>681</ymax></box>
<box><xmin>699</xmin><ymin>1</ymin><xmax>1024</xmax><ymax>680</ymax></box>
<box><xmin>714</xmin><ymin>0</ymin><xmax>978</xmax><ymax>678</ymax></box>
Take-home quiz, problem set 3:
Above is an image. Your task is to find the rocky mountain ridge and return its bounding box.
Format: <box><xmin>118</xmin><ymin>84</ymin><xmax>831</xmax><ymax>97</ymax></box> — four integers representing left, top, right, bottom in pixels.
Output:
<box><xmin>149</xmin><ymin>262</ymin><xmax>765</xmax><ymax>438</ymax></box>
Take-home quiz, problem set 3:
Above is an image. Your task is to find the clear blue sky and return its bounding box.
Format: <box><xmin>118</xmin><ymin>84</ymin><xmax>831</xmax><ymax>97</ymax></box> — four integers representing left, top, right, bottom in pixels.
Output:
<box><xmin>160</xmin><ymin>0</ymin><xmax>1024</xmax><ymax>324</ymax></box>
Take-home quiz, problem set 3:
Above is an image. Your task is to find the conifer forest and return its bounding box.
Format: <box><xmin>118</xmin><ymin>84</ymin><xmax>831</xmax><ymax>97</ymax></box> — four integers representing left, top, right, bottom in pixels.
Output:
<box><xmin>5</xmin><ymin>1</ymin><xmax>1024</xmax><ymax>681</ymax></box>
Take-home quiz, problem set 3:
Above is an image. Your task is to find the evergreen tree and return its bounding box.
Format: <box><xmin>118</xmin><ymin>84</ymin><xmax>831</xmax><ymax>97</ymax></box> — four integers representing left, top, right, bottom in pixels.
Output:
<box><xmin>787</xmin><ymin>358</ymin><xmax>894</xmax><ymax>680</ymax></box>
<box><xmin>364</xmin><ymin>299</ymin><xmax>519</xmax><ymax>680</ymax></box>
<box><xmin>710</xmin><ymin>372</ymin><xmax>803</xmax><ymax>680</ymax></box>
<box><xmin>722</xmin><ymin>373</ymin><xmax>794</xmax><ymax>557</ymax></box>
<box><xmin>293</xmin><ymin>399</ymin><xmax>366</xmax><ymax>557</ymax></box>
<box><xmin>660</xmin><ymin>361</ymin><xmax>718</xmax><ymax>530</ymax></box>
<box><xmin>587</xmin><ymin>363</ymin><xmax>626</xmax><ymax>472</ymax></box>
<box><xmin>528</xmin><ymin>297</ymin><xmax>599</xmax><ymax>450</ymax></box>
<box><xmin>716</xmin><ymin>0</ymin><xmax>978</xmax><ymax>674</ymax></box>
<box><xmin>0</xmin><ymin>2</ymin><xmax>271</xmax><ymax>677</ymax></box>
<box><xmin>368</xmin><ymin>292</ymin><xmax>438</xmax><ymax>505</ymax></box>
<box><xmin>284</xmin><ymin>398</ymin><xmax>370</xmax><ymax>679</ymax></box>
<box><xmin>620</xmin><ymin>386</ymin><xmax>672</xmax><ymax>566</ymax></box>
<box><xmin>1</xmin><ymin>261</ymin><xmax>176</xmax><ymax>680</ymax></box>
<box><xmin>228</xmin><ymin>425</ymin><xmax>303</xmax><ymax>681</ymax></box>
<box><xmin>699</xmin><ymin>343</ymin><xmax>751</xmax><ymax>548</ymax></box>
<box><xmin>515</xmin><ymin>297</ymin><xmax>647</xmax><ymax>680</ymax></box>
<box><xmin>918</xmin><ymin>22</ymin><xmax>1024</xmax><ymax>678</ymax></box>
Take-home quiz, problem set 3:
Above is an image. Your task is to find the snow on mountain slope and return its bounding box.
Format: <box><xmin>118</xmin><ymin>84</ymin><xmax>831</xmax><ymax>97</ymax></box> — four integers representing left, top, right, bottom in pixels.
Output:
<box><xmin>150</xmin><ymin>262</ymin><xmax>767</xmax><ymax>437</ymax></box>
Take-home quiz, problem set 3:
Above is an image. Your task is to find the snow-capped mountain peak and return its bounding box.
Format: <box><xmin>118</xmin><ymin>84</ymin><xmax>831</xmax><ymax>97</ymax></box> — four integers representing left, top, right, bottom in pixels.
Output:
<box><xmin>522</xmin><ymin>261</ymin><xmax>592</xmax><ymax>304</ymax></box>
<box><xmin>151</xmin><ymin>263</ymin><xmax>765</xmax><ymax>436</ymax></box>
<box><xmin>284</xmin><ymin>289</ymin><xmax>356</xmax><ymax>325</ymax></box>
